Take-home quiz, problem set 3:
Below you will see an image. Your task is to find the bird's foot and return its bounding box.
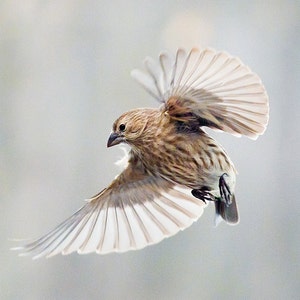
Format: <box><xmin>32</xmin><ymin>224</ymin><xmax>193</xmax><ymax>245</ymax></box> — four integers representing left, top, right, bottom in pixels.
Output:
<box><xmin>219</xmin><ymin>173</ymin><xmax>232</xmax><ymax>207</ymax></box>
<box><xmin>191</xmin><ymin>188</ymin><xmax>216</xmax><ymax>204</ymax></box>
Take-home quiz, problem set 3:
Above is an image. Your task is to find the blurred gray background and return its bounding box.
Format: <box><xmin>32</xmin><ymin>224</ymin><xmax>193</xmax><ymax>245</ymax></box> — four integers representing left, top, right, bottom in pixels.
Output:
<box><xmin>1</xmin><ymin>1</ymin><xmax>299</xmax><ymax>299</ymax></box>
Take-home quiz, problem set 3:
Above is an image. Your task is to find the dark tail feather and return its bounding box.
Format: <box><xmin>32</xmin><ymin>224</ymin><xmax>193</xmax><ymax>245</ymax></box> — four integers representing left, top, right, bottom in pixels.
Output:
<box><xmin>214</xmin><ymin>194</ymin><xmax>239</xmax><ymax>226</ymax></box>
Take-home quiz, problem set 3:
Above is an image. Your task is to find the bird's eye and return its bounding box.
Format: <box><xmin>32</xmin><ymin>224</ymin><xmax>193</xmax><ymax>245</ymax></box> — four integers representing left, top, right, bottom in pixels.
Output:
<box><xmin>119</xmin><ymin>123</ymin><xmax>126</xmax><ymax>132</ymax></box>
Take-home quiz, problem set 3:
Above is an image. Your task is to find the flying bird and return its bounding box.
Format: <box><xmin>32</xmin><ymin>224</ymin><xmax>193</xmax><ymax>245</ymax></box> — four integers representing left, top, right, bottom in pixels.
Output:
<box><xmin>14</xmin><ymin>48</ymin><xmax>269</xmax><ymax>258</ymax></box>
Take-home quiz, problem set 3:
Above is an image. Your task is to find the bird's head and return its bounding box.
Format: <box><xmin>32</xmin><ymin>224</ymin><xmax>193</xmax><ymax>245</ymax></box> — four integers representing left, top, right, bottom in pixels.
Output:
<box><xmin>107</xmin><ymin>108</ymin><xmax>156</xmax><ymax>148</ymax></box>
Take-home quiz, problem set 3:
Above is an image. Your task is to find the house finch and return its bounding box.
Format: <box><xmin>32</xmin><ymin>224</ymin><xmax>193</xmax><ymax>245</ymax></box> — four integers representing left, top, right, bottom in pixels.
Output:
<box><xmin>14</xmin><ymin>48</ymin><xmax>269</xmax><ymax>258</ymax></box>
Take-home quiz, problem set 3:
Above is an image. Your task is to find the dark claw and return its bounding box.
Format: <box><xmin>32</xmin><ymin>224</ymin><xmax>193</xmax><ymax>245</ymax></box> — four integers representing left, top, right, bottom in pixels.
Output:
<box><xmin>192</xmin><ymin>189</ymin><xmax>216</xmax><ymax>204</ymax></box>
<box><xmin>219</xmin><ymin>173</ymin><xmax>232</xmax><ymax>206</ymax></box>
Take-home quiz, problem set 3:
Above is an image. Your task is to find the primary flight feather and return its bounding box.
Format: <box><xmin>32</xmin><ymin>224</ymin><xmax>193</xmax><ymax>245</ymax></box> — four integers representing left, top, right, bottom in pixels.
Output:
<box><xmin>14</xmin><ymin>48</ymin><xmax>269</xmax><ymax>258</ymax></box>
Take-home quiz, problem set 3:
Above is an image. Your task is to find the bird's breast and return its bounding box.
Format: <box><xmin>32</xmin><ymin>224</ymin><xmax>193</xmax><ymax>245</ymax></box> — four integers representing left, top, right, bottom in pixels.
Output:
<box><xmin>140</xmin><ymin>129</ymin><xmax>235</xmax><ymax>190</ymax></box>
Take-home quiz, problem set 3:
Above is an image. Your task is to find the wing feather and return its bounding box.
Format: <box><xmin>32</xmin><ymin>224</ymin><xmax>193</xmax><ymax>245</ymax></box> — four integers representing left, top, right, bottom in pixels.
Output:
<box><xmin>13</xmin><ymin>158</ymin><xmax>207</xmax><ymax>258</ymax></box>
<box><xmin>131</xmin><ymin>48</ymin><xmax>269</xmax><ymax>139</ymax></box>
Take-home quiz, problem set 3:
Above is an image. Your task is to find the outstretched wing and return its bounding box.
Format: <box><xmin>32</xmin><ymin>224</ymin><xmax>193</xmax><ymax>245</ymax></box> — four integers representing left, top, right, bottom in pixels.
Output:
<box><xmin>14</xmin><ymin>156</ymin><xmax>207</xmax><ymax>259</ymax></box>
<box><xmin>131</xmin><ymin>48</ymin><xmax>269</xmax><ymax>139</ymax></box>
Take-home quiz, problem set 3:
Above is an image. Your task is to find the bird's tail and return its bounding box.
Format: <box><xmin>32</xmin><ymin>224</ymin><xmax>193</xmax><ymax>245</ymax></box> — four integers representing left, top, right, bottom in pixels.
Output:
<box><xmin>214</xmin><ymin>194</ymin><xmax>239</xmax><ymax>226</ymax></box>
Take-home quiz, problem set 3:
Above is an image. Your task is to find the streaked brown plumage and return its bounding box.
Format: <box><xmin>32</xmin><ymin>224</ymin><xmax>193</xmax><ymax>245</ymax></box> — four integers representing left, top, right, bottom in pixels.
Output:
<box><xmin>13</xmin><ymin>48</ymin><xmax>269</xmax><ymax>258</ymax></box>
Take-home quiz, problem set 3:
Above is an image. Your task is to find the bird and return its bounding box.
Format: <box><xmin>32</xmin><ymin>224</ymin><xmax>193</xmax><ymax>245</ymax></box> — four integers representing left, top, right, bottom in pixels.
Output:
<box><xmin>13</xmin><ymin>48</ymin><xmax>269</xmax><ymax>258</ymax></box>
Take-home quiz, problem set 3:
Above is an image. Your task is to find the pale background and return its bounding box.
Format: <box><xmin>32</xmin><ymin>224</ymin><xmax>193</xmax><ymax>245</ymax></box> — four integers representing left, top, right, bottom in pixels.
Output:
<box><xmin>1</xmin><ymin>1</ymin><xmax>299</xmax><ymax>299</ymax></box>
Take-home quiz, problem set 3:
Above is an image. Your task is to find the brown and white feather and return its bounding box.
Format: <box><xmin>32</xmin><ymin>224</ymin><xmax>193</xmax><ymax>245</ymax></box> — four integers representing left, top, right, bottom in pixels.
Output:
<box><xmin>131</xmin><ymin>48</ymin><xmax>269</xmax><ymax>139</ymax></box>
<box><xmin>14</xmin><ymin>156</ymin><xmax>207</xmax><ymax>258</ymax></box>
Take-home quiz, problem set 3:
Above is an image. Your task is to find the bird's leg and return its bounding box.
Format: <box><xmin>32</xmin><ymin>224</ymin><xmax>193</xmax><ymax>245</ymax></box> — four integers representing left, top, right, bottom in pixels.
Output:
<box><xmin>219</xmin><ymin>173</ymin><xmax>232</xmax><ymax>206</ymax></box>
<box><xmin>191</xmin><ymin>187</ymin><xmax>216</xmax><ymax>204</ymax></box>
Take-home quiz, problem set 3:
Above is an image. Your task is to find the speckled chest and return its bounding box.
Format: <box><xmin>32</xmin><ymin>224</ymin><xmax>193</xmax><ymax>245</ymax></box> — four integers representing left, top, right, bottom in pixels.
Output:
<box><xmin>140</xmin><ymin>121</ymin><xmax>235</xmax><ymax>189</ymax></box>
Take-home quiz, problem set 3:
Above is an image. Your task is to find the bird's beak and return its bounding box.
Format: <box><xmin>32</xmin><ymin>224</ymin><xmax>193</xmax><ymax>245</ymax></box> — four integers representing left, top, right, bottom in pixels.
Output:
<box><xmin>107</xmin><ymin>132</ymin><xmax>123</xmax><ymax>148</ymax></box>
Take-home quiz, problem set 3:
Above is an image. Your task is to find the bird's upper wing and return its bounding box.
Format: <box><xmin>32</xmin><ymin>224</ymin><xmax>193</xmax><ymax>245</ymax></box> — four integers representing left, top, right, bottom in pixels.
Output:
<box><xmin>131</xmin><ymin>48</ymin><xmax>269</xmax><ymax>139</ymax></box>
<box><xmin>15</xmin><ymin>156</ymin><xmax>206</xmax><ymax>258</ymax></box>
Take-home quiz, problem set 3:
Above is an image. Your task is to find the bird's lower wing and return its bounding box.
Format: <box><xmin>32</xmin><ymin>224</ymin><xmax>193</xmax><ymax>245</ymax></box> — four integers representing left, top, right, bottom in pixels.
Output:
<box><xmin>131</xmin><ymin>48</ymin><xmax>269</xmax><ymax>139</ymax></box>
<box><xmin>13</xmin><ymin>159</ymin><xmax>207</xmax><ymax>259</ymax></box>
